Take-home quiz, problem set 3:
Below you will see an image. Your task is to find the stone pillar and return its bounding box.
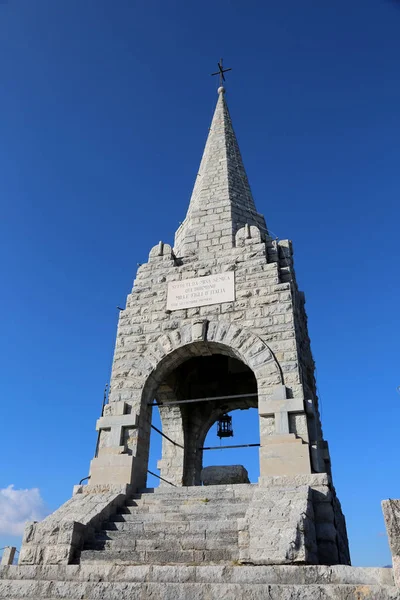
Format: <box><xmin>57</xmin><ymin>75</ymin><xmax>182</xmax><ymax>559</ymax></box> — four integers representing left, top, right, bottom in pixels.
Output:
<box><xmin>89</xmin><ymin>401</ymin><xmax>138</xmax><ymax>486</ymax></box>
<box><xmin>382</xmin><ymin>499</ymin><xmax>400</xmax><ymax>587</ymax></box>
<box><xmin>1</xmin><ymin>547</ymin><xmax>16</xmax><ymax>565</ymax></box>
<box><xmin>258</xmin><ymin>384</ymin><xmax>312</xmax><ymax>476</ymax></box>
<box><xmin>157</xmin><ymin>404</ymin><xmax>185</xmax><ymax>486</ymax></box>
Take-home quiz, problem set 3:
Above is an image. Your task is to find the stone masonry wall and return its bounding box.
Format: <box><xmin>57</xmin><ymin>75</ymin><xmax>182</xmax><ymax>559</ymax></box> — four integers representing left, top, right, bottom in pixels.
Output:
<box><xmin>94</xmin><ymin>222</ymin><xmax>328</xmax><ymax>488</ymax></box>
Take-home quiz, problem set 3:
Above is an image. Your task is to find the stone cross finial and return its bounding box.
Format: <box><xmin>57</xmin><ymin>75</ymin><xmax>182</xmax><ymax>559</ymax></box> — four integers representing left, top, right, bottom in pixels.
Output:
<box><xmin>211</xmin><ymin>58</ymin><xmax>232</xmax><ymax>88</ymax></box>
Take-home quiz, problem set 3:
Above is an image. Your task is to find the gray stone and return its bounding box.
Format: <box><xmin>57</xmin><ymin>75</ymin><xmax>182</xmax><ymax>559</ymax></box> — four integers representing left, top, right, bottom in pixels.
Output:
<box><xmin>201</xmin><ymin>465</ymin><xmax>250</xmax><ymax>486</ymax></box>
<box><xmin>19</xmin><ymin>488</ymin><xmax>129</xmax><ymax>566</ymax></box>
<box><xmin>0</xmin><ymin>569</ymin><xmax>398</xmax><ymax>599</ymax></box>
<box><xmin>0</xmin><ymin>547</ymin><xmax>16</xmax><ymax>566</ymax></box>
<box><xmin>382</xmin><ymin>499</ymin><xmax>400</xmax><ymax>588</ymax></box>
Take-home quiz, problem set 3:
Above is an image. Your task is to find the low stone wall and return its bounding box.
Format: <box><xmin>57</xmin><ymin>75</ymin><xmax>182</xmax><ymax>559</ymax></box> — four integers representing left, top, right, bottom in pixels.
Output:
<box><xmin>18</xmin><ymin>485</ymin><xmax>130</xmax><ymax>566</ymax></box>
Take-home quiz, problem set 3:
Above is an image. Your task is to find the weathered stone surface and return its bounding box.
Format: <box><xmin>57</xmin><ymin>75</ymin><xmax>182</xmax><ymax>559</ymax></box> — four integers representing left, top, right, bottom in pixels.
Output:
<box><xmin>0</xmin><ymin>564</ymin><xmax>398</xmax><ymax>599</ymax></box>
<box><xmin>0</xmin><ymin>548</ymin><xmax>15</xmax><ymax>566</ymax></box>
<box><xmin>66</xmin><ymin>482</ymin><xmax>349</xmax><ymax>568</ymax></box>
<box><xmin>19</xmin><ymin>487</ymin><xmax>129</xmax><ymax>566</ymax></box>
<box><xmin>0</xmin><ymin>564</ymin><xmax>395</xmax><ymax>585</ymax></box>
<box><xmin>238</xmin><ymin>485</ymin><xmax>317</xmax><ymax>565</ymax></box>
<box><xmin>79</xmin><ymin>484</ymin><xmax>255</xmax><ymax>565</ymax></box>
<box><xmin>201</xmin><ymin>465</ymin><xmax>250</xmax><ymax>485</ymax></box>
<box><xmin>383</xmin><ymin>500</ymin><xmax>400</xmax><ymax>556</ymax></box>
<box><xmin>382</xmin><ymin>499</ymin><xmax>400</xmax><ymax>588</ymax></box>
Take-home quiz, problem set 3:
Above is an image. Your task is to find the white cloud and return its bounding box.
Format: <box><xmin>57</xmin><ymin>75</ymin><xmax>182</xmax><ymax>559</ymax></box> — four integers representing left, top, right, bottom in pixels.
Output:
<box><xmin>0</xmin><ymin>485</ymin><xmax>49</xmax><ymax>536</ymax></box>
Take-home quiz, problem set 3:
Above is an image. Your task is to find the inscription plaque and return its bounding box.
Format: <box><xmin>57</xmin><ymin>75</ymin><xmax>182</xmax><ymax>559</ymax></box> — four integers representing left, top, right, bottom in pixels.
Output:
<box><xmin>167</xmin><ymin>272</ymin><xmax>235</xmax><ymax>311</ymax></box>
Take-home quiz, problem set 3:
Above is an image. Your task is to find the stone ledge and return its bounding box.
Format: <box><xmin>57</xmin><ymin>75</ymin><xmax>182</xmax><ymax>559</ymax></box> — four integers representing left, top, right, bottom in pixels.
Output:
<box><xmin>0</xmin><ymin>580</ymin><xmax>397</xmax><ymax>600</ymax></box>
<box><xmin>0</xmin><ymin>564</ymin><xmax>395</xmax><ymax>586</ymax></box>
<box><xmin>258</xmin><ymin>474</ymin><xmax>331</xmax><ymax>487</ymax></box>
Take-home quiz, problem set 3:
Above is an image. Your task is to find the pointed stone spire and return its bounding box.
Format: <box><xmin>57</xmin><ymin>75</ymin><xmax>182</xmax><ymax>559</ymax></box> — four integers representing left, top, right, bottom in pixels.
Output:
<box><xmin>174</xmin><ymin>87</ymin><xmax>267</xmax><ymax>257</ymax></box>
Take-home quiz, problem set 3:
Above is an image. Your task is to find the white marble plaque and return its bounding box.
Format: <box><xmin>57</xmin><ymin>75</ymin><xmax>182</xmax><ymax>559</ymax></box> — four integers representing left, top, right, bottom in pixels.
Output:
<box><xmin>167</xmin><ymin>272</ymin><xmax>235</xmax><ymax>311</ymax></box>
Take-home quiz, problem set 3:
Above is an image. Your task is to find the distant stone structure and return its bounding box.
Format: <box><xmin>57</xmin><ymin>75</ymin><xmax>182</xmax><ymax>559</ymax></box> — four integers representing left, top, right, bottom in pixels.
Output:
<box><xmin>1</xmin><ymin>85</ymin><xmax>399</xmax><ymax>598</ymax></box>
<box><xmin>383</xmin><ymin>500</ymin><xmax>400</xmax><ymax>588</ymax></box>
<box><xmin>0</xmin><ymin>548</ymin><xmax>15</xmax><ymax>567</ymax></box>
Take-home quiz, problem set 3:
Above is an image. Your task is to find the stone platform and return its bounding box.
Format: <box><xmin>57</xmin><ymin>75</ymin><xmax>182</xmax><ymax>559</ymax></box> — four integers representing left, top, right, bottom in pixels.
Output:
<box><xmin>6</xmin><ymin>480</ymin><xmax>397</xmax><ymax>598</ymax></box>
<box><xmin>17</xmin><ymin>478</ymin><xmax>350</xmax><ymax>568</ymax></box>
<box><xmin>0</xmin><ymin>564</ymin><xmax>398</xmax><ymax>599</ymax></box>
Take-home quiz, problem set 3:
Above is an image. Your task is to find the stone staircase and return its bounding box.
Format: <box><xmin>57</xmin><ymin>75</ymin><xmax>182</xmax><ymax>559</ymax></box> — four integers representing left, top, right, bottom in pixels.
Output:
<box><xmin>2</xmin><ymin>484</ymin><xmax>398</xmax><ymax>598</ymax></box>
<box><xmin>79</xmin><ymin>484</ymin><xmax>255</xmax><ymax>565</ymax></box>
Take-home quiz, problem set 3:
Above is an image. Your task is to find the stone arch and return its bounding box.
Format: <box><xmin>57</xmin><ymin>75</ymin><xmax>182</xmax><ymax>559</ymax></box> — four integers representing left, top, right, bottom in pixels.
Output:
<box><xmin>128</xmin><ymin>321</ymin><xmax>283</xmax><ymax>488</ymax></box>
<box><xmin>140</xmin><ymin>320</ymin><xmax>283</xmax><ymax>396</ymax></box>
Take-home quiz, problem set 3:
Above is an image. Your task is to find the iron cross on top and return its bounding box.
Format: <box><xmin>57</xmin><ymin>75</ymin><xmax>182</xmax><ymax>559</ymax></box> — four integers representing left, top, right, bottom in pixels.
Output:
<box><xmin>211</xmin><ymin>58</ymin><xmax>232</xmax><ymax>87</ymax></box>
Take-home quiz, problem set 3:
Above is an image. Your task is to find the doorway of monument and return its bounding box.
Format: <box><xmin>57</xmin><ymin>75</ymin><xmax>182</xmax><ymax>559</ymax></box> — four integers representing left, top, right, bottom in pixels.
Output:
<box><xmin>146</xmin><ymin>349</ymin><xmax>258</xmax><ymax>487</ymax></box>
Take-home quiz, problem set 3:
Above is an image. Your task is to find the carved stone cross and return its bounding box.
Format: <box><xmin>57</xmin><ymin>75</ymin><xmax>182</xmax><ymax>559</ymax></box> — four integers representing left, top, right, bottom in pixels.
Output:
<box><xmin>258</xmin><ymin>385</ymin><xmax>304</xmax><ymax>435</ymax></box>
<box><xmin>96</xmin><ymin>402</ymin><xmax>138</xmax><ymax>449</ymax></box>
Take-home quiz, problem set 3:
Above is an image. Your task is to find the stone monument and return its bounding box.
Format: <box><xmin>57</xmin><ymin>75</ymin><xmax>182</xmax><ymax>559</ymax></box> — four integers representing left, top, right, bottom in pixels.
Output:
<box><xmin>1</xmin><ymin>80</ymin><xmax>399</xmax><ymax>599</ymax></box>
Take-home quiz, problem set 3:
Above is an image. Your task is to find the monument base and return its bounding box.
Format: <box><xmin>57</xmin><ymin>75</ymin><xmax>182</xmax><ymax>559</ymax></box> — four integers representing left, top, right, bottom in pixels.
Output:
<box><xmin>0</xmin><ymin>564</ymin><xmax>397</xmax><ymax>599</ymax></box>
<box><xmin>17</xmin><ymin>476</ymin><xmax>349</xmax><ymax>568</ymax></box>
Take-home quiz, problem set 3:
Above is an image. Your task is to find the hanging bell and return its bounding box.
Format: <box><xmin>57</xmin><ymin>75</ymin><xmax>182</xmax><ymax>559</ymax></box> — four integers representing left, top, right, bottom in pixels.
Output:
<box><xmin>217</xmin><ymin>413</ymin><xmax>233</xmax><ymax>439</ymax></box>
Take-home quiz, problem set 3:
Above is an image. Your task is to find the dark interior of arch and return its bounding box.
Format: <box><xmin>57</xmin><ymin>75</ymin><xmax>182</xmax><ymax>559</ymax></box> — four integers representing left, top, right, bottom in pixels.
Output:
<box><xmin>156</xmin><ymin>353</ymin><xmax>258</xmax><ymax>485</ymax></box>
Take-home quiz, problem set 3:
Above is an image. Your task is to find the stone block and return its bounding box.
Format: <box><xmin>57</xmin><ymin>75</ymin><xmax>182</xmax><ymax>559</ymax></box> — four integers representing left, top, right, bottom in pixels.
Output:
<box><xmin>0</xmin><ymin>547</ymin><xmax>16</xmax><ymax>565</ymax></box>
<box><xmin>259</xmin><ymin>436</ymin><xmax>312</xmax><ymax>476</ymax></box>
<box><xmin>383</xmin><ymin>500</ymin><xmax>400</xmax><ymax>556</ymax></box>
<box><xmin>238</xmin><ymin>485</ymin><xmax>317</xmax><ymax>565</ymax></box>
<box><xmin>201</xmin><ymin>465</ymin><xmax>250</xmax><ymax>486</ymax></box>
<box><xmin>89</xmin><ymin>453</ymin><xmax>134</xmax><ymax>486</ymax></box>
<box><xmin>382</xmin><ymin>499</ymin><xmax>400</xmax><ymax>587</ymax></box>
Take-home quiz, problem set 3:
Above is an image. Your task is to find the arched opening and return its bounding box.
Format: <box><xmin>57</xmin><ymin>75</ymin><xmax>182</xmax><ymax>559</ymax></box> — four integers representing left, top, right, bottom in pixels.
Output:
<box><xmin>202</xmin><ymin>408</ymin><xmax>260</xmax><ymax>483</ymax></box>
<box><xmin>144</xmin><ymin>345</ymin><xmax>258</xmax><ymax>487</ymax></box>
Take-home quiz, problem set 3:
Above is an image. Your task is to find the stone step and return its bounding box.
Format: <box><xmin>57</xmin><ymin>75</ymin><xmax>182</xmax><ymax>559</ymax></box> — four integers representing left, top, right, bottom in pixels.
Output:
<box><xmin>0</xmin><ymin>564</ymin><xmax>395</xmax><ymax>586</ymax></box>
<box><xmin>79</xmin><ymin>547</ymin><xmax>237</xmax><ymax>565</ymax></box>
<box><xmin>114</xmin><ymin>506</ymin><xmax>248</xmax><ymax>521</ymax></box>
<box><xmin>101</xmin><ymin>518</ymin><xmax>238</xmax><ymax>533</ymax></box>
<box><xmin>139</xmin><ymin>485</ymin><xmax>304</xmax><ymax>498</ymax></box>
<box><xmin>126</xmin><ymin>495</ymin><xmax>252</xmax><ymax>507</ymax></box>
<box><xmin>120</xmin><ymin>503</ymin><xmax>293</xmax><ymax>520</ymax></box>
<box><xmin>0</xmin><ymin>579</ymin><xmax>398</xmax><ymax>600</ymax></box>
<box><xmin>88</xmin><ymin>529</ymin><xmax>237</xmax><ymax>547</ymax></box>
<box><xmin>136</xmin><ymin>484</ymin><xmax>256</xmax><ymax>496</ymax></box>
<box><xmin>118</xmin><ymin>501</ymin><xmax>249</xmax><ymax>514</ymax></box>
<box><xmin>122</xmin><ymin>498</ymin><xmax>251</xmax><ymax>511</ymax></box>
<box><xmin>113</xmin><ymin>511</ymin><xmax>244</xmax><ymax>523</ymax></box>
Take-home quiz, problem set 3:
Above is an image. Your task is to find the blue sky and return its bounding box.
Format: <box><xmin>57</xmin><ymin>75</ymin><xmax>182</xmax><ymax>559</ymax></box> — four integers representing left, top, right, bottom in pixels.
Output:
<box><xmin>0</xmin><ymin>0</ymin><xmax>399</xmax><ymax>567</ymax></box>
